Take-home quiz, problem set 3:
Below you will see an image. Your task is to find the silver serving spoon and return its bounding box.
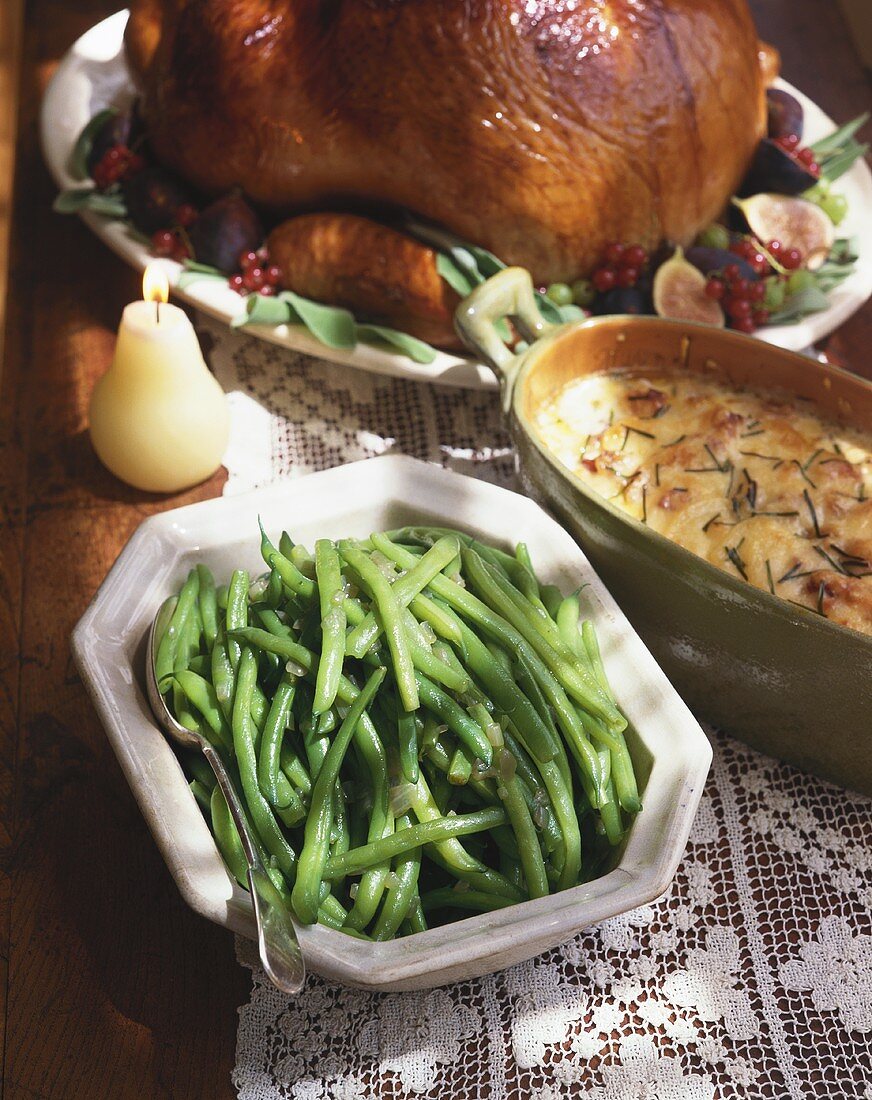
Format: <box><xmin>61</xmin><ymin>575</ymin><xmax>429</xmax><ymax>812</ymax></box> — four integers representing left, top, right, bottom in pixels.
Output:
<box><xmin>146</xmin><ymin>597</ymin><xmax>305</xmax><ymax>994</ymax></box>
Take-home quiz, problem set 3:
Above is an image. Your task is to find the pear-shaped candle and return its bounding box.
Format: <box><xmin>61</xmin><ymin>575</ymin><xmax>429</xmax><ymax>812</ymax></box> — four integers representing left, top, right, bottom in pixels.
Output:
<box><xmin>89</xmin><ymin>265</ymin><xmax>230</xmax><ymax>493</ymax></box>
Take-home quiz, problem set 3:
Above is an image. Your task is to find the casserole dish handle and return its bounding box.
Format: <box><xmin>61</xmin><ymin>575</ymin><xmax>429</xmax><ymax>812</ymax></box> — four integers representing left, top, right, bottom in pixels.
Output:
<box><xmin>455</xmin><ymin>267</ymin><xmax>555</xmax><ymax>410</ymax></box>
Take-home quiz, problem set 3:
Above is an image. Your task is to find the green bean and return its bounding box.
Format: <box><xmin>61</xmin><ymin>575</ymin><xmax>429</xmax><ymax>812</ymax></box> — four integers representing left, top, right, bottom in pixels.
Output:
<box><xmin>415</xmin><ymin>672</ymin><xmax>492</xmax><ymax>765</ymax></box>
<box><xmin>400</xmin><ymin>609</ymin><xmax>470</xmax><ymax>693</ymax></box>
<box><xmin>453</xmin><ymin>619</ymin><xmax>558</xmax><ymax>763</ymax></box>
<box><xmin>174</xmin><ymin>670</ymin><xmax>233</xmax><ymax>753</ymax></box>
<box><xmin>492</xmin><ymin>756</ymin><xmax>549</xmax><ymax>899</ymax></box>
<box><xmin>210</xmin><ymin>784</ymin><xmax>249</xmax><ymax>887</ymax></box>
<box><xmin>420</xmin><ymin>888</ymin><xmax>516</xmax><ymax>913</ymax></box>
<box><xmin>398</xmin><ymin>710</ymin><xmax>420</xmax><ymax>784</ymax></box>
<box><xmin>216</xmin><ymin>584</ymin><xmax>229</xmax><ymax>611</ymax></box>
<box><xmin>313</xmin><ymin>539</ymin><xmax>346</xmax><ymax>714</ymax></box>
<box><xmin>407</xmin><ymin>772</ymin><xmax>523</xmax><ymax>900</ymax></box>
<box><xmin>189</xmin><ymin>779</ymin><xmax>212</xmax><ymax>815</ymax></box>
<box><xmin>340</xmin><ymin>546</ymin><xmax>418</xmax><ymax>712</ymax></box>
<box><xmin>371</xmin><ymin>814</ymin><xmax>421</xmax><ymax>941</ymax></box>
<box><xmin>406</xmin><ymin>895</ymin><xmax>428</xmax><ymax>934</ymax></box>
<box><xmin>463</xmin><ymin>549</ymin><xmax>620</xmax><ymax>731</ymax></box>
<box><xmin>196</xmin><ymin>565</ymin><xmax>219</xmax><ymax>649</ymax></box>
<box><xmin>155</xmin><ymin>570</ymin><xmax>199</xmax><ymax>689</ymax></box>
<box><xmin>257</xmin><ymin>677</ymin><xmax>296</xmax><ymax>805</ymax></box>
<box><xmin>172</xmin><ymin>679</ymin><xmax>200</xmax><ymax>733</ymax></box>
<box><xmin>260</xmin><ymin>523</ymin><xmax>316</xmax><ymax>601</ymax></box>
<box><xmin>280</xmin><ymin>743</ymin><xmax>312</xmax><ymax>797</ymax></box>
<box><xmin>540</xmin><ymin>584</ymin><xmax>563</xmax><ymax>620</ymax></box>
<box><xmin>232</xmin><ymin>647</ymin><xmax>296</xmax><ymax>879</ymax></box>
<box><xmin>226</xmin><ymin>569</ymin><xmax>249</xmax><ymax>670</ymax></box>
<box><xmin>409</xmin><ymin>593</ymin><xmax>463</xmax><ymax>645</ymax></box>
<box><xmin>292</xmin><ymin>668</ymin><xmax>385</xmax><ymax>924</ymax></box>
<box><xmin>345</xmin><ymin>535</ymin><xmax>461</xmax><ymax>657</ymax></box>
<box><xmin>598</xmin><ymin>778</ymin><xmax>624</xmax><ymax>847</ymax></box>
<box><xmin>557</xmin><ymin>596</ymin><xmax>582</xmax><ymax>656</ymax></box>
<box><xmin>448</xmin><ymin>744</ymin><xmax>473</xmax><ymax>785</ymax></box>
<box><xmin>211</xmin><ymin>640</ymin><xmax>236</xmax><ymax>722</ymax></box>
<box><xmin>323</xmin><ymin>806</ymin><xmax>506</xmax><ymax>879</ymax></box>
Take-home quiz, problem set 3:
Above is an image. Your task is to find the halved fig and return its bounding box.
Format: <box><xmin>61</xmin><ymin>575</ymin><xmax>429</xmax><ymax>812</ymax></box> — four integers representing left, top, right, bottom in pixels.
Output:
<box><xmin>653</xmin><ymin>248</ymin><xmax>726</xmax><ymax>327</ymax></box>
<box><xmin>740</xmin><ymin>138</ymin><xmax>819</xmax><ymax>197</ymax></box>
<box><xmin>766</xmin><ymin>88</ymin><xmax>804</xmax><ymax>141</ymax></box>
<box><xmin>735</xmin><ymin>194</ymin><xmax>834</xmax><ymax>271</ymax></box>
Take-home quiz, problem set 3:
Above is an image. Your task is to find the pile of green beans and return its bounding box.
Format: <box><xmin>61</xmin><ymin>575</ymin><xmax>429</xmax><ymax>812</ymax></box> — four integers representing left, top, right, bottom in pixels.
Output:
<box><xmin>159</xmin><ymin>524</ymin><xmax>641</xmax><ymax>940</ymax></box>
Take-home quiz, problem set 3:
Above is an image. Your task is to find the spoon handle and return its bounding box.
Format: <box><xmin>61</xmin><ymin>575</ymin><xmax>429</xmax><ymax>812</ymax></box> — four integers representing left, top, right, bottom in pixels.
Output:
<box><xmin>203</xmin><ymin>743</ymin><xmax>306</xmax><ymax>994</ymax></box>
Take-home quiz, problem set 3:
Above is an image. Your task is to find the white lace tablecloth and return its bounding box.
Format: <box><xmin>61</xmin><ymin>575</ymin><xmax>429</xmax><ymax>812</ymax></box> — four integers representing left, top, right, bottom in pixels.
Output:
<box><xmin>198</xmin><ymin>315</ymin><xmax>872</xmax><ymax>1100</ymax></box>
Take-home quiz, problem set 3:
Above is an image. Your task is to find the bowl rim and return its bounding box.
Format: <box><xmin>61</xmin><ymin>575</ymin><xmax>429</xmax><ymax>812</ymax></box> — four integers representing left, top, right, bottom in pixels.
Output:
<box><xmin>510</xmin><ymin>313</ymin><xmax>872</xmax><ymax>650</ymax></box>
<box><xmin>71</xmin><ymin>454</ymin><xmax>713</xmax><ymax>989</ymax></box>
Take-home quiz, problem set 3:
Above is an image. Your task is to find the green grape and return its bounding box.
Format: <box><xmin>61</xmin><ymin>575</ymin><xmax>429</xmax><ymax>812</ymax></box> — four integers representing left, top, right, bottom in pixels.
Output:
<box><xmin>697</xmin><ymin>224</ymin><xmax>730</xmax><ymax>250</ymax></box>
<box><xmin>546</xmin><ymin>282</ymin><xmax>573</xmax><ymax>307</ymax></box>
<box><xmin>803</xmin><ymin>179</ymin><xmax>831</xmax><ymax>204</ymax></box>
<box><xmin>763</xmin><ymin>276</ymin><xmax>786</xmax><ymax>311</ymax></box>
<box><xmin>787</xmin><ymin>270</ymin><xmax>817</xmax><ymax>295</ymax></box>
<box><xmin>821</xmin><ymin>192</ymin><xmax>849</xmax><ymax>226</ymax></box>
<box><xmin>571</xmin><ymin>278</ymin><xmax>597</xmax><ymax>308</ymax></box>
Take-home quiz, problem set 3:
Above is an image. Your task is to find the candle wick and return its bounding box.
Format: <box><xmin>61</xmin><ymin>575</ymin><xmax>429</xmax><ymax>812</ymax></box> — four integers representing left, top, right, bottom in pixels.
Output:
<box><xmin>155</xmin><ymin>300</ymin><xmax>160</xmax><ymax>325</ymax></box>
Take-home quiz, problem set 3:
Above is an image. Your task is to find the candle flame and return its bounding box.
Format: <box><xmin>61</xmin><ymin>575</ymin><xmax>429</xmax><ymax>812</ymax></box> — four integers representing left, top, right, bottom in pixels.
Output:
<box><xmin>143</xmin><ymin>263</ymin><xmax>170</xmax><ymax>304</ymax></box>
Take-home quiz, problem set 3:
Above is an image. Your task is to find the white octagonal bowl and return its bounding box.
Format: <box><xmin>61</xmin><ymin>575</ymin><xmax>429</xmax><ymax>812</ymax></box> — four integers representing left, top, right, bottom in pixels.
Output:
<box><xmin>71</xmin><ymin>455</ymin><xmax>711</xmax><ymax>991</ymax></box>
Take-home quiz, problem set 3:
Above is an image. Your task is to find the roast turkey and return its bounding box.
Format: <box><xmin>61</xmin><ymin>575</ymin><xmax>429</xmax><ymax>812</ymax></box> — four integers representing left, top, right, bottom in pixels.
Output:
<box><xmin>125</xmin><ymin>0</ymin><xmax>770</xmax><ymax>283</ymax></box>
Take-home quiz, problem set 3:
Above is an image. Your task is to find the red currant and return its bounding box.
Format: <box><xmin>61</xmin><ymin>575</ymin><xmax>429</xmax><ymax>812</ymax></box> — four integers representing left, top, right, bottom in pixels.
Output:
<box><xmin>603</xmin><ymin>242</ymin><xmax>625</xmax><ymax>266</ymax></box>
<box><xmin>767</xmin><ymin>239</ymin><xmax>783</xmax><ymax>255</ymax></box>
<box><xmin>705</xmin><ymin>278</ymin><xmax>725</xmax><ymax>300</ymax></box>
<box><xmin>727</xmin><ymin>298</ymin><xmax>752</xmax><ymax>320</ymax></box>
<box><xmin>732</xmin><ymin>278</ymin><xmax>752</xmax><ymax>299</ymax></box>
<box><xmin>623</xmin><ymin>244</ymin><xmax>647</xmax><ymax>268</ymax></box>
<box><xmin>724</xmin><ymin>264</ymin><xmax>741</xmax><ymax>283</ymax></box>
<box><xmin>751</xmin><ymin>253</ymin><xmax>769</xmax><ymax>275</ymax></box>
<box><xmin>265</xmin><ymin>265</ymin><xmax>283</xmax><ymax>287</ymax></box>
<box><xmin>592</xmin><ymin>267</ymin><xmax>617</xmax><ymax>293</ymax></box>
<box><xmin>243</xmin><ymin>266</ymin><xmax>265</xmax><ymax>291</ymax></box>
<box><xmin>175</xmin><ymin>203</ymin><xmax>198</xmax><ymax>228</ymax></box>
<box><xmin>797</xmin><ymin>147</ymin><xmax>815</xmax><ymax>166</ymax></box>
<box><xmin>753</xmin><ymin>308</ymin><xmax>770</xmax><ymax>325</ymax></box>
<box><xmin>229</xmin><ymin>274</ymin><xmax>246</xmax><ymax>294</ymax></box>
<box><xmin>617</xmin><ymin>266</ymin><xmax>639</xmax><ymax>288</ymax></box>
<box><xmin>783</xmin><ymin>133</ymin><xmax>801</xmax><ymax>150</ymax></box>
<box><xmin>735</xmin><ymin>316</ymin><xmax>757</xmax><ymax>334</ymax></box>
<box><xmin>259</xmin><ymin>284</ymin><xmax>276</xmax><ymax>296</ymax></box>
<box><xmin>239</xmin><ymin>250</ymin><xmax>259</xmax><ymax>272</ymax></box>
<box><xmin>256</xmin><ymin>246</ymin><xmax>270</xmax><ymax>263</ymax></box>
<box><xmin>151</xmin><ymin>229</ymin><xmax>175</xmax><ymax>257</ymax></box>
<box><xmin>750</xmin><ymin>282</ymin><xmax>767</xmax><ymax>302</ymax></box>
<box><xmin>170</xmin><ymin>239</ymin><xmax>190</xmax><ymax>263</ymax></box>
<box><xmin>781</xmin><ymin>248</ymin><xmax>803</xmax><ymax>271</ymax></box>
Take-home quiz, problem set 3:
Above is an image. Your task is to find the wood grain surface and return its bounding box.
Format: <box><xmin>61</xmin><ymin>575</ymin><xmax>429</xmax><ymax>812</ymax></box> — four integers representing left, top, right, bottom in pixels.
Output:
<box><xmin>0</xmin><ymin>3</ymin><xmax>869</xmax><ymax>1097</ymax></box>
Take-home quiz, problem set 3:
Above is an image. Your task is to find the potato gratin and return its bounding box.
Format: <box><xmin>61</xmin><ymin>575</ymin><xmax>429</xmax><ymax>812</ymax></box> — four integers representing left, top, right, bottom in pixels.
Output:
<box><xmin>536</xmin><ymin>370</ymin><xmax>872</xmax><ymax>635</ymax></box>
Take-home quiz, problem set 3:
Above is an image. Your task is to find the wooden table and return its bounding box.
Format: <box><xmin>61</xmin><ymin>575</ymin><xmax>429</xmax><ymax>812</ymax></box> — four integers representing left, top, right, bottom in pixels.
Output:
<box><xmin>0</xmin><ymin>3</ymin><xmax>869</xmax><ymax>1096</ymax></box>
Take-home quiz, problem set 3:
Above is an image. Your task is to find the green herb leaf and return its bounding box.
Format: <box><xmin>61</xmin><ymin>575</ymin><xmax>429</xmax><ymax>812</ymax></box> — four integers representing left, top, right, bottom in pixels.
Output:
<box><xmin>809</xmin><ymin>112</ymin><xmax>870</xmax><ymax>156</ymax></box>
<box><xmin>235</xmin><ymin>294</ymin><xmax>292</xmax><ymax>328</ymax></box>
<box><xmin>768</xmin><ymin>285</ymin><xmax>831</xmax><ymax>324</ymax></box>
<box><xmin>355</xmin><ymin>324</ymin><xmax>437</xmax><ymax>364</ymax></box>
<box><xmin>52</xmin><ymin>186</ymin><xmax>127</xmax><ymax>218</ymax></box>
<box><xmin>69</xmin><ymin>108</ymin><xmax>116</xmax><ymax>180</ymax></box>
<box><xmin>436</xmin><ymin>253</ymin><xmax>476</xmax><ymax>297</ymax></box>
<box><xmin>282</xmin><ymin>292</ymin><xmax>357</xmax><ymax>348</ymax></box>
<box><xmin>821</xmin><ymin>141</ymin><xmax>870</xmax><ymax>183</ymax></box>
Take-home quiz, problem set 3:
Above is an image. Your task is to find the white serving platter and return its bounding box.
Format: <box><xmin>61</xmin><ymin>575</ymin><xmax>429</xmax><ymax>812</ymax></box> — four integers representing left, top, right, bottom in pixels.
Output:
<box><xmin>71</xmin><ymin>455</ymin><xmax>712</xmax><ymax>990</ymax></box>
<box><xmin>42</xmin><ymin>11</ymin><xmax>872</xmax><ymax>389</ymax></box>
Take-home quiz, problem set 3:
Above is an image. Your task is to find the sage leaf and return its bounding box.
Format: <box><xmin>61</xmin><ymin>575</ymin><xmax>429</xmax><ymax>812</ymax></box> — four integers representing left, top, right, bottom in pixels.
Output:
<box><xmin>282</xmin><ymin>292</ymin><xmax>357</xmax><ymax>348</ymax></box>
<box><xmin>436</xmin><ymin>253</ymin><xmax>475</xmax><ymax>297</ymax></box>
<box><xmin>69</xmin><ymin>108</ymin><xmax>116</xmax><ymax>180</ymax></box>
<box><xmin>53</xmin><ymin>186</ymin><xmax>127</xmax><ymax>218</ymax></box>
<box><xmin>356</xmin><ymin>324</ymin><xmax>438</xmax><ymax>364</ymax></box>
<box><xmin>769</xmin><ymin>285</ymin><xmax>831</xmax><ymax>324</ymax></box>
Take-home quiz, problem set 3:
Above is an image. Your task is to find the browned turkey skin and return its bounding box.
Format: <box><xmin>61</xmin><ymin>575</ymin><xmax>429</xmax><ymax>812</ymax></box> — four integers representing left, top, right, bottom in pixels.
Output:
<box><xmin>126</xmin><ymin>0</ymin><xmax>768</xmax><ymax>285</ymax></box>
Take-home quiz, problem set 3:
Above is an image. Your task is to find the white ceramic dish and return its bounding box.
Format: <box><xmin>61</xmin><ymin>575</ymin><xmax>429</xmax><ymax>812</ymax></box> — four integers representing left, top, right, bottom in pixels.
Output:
<box><xmin>71</xmin><ymin>456</ymin><xmax>712</xmax><ymax>990</ymax></box>
<box><xmin>41</xmin><ymin>10</ymin><xmax>872</xmax><ymax>390</ymax></box>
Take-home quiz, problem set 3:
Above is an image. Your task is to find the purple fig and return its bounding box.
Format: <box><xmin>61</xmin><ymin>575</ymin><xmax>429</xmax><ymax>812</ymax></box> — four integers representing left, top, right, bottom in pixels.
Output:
<box><xmin>121</xmin><ymin>164</ymin><xmax>195</xmax><ymax>233</ymax></box>
<box><xmin>684</xmin><ymin>247</ymin><xmax>757</xmax><ymax>282</ymax></box>
<box><xmin>766</xmin><ymin>88</ymin><xmax>804</xmax><ymax>142</ymax></box>
<box><xmin>188</xmin><ymin>193</ymin><xmax>264</xmax><ymax>273</ymax></box>
<box><xmin>740</xmin><ymin>138</ymin><xmax>819</xmax><ymax>198</ymax></box>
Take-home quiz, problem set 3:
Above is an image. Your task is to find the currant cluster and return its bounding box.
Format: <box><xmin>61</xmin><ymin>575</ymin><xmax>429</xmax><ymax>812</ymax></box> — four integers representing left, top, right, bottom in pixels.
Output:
<box><xmin>591</xmin><ymin>242</ymin><xmax>649</xmax><ymax>293</ymax></box>
<box><xmin>704</xmin><ymin>264</ymin><xmax>770</xmax><ymax>334</ymax></box>
<box><xmin>730</xmin><ymin>236</ymin><xmax>802</xmax><ymax>274</ymax></box>
<box><xmin>228</xmin><ymin>249</ymin><xmax>283</xmax><ymax>296</ymax></box>
<box><xmin>92</xmin><ymin>144</ymin><xmax>145</xmax><ymax>190</ymax></box>
<box><xmin>773</xmin><ymin>133</ymin><xmax>821</xmax><ymax>177</ymax></box>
